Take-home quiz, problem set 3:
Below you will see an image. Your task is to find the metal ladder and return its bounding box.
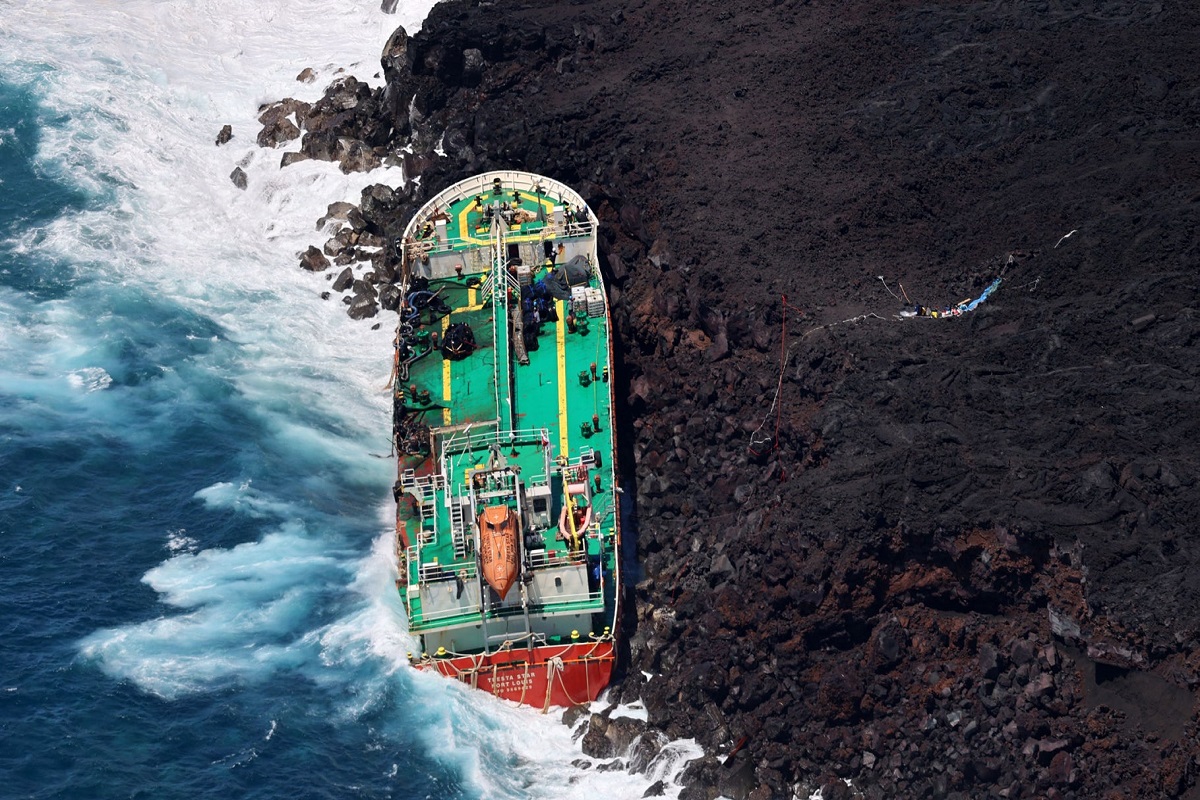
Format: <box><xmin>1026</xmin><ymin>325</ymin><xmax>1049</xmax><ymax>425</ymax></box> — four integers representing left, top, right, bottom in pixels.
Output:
<box><xmin>450</xmin><ymin>498</ymin><xmax>469</xmax><ymax>559</ymax></box>
<box><xmin>415</xmin><ymin>477</ymin><xmax>437</xmax><ymax>545</ymax></box>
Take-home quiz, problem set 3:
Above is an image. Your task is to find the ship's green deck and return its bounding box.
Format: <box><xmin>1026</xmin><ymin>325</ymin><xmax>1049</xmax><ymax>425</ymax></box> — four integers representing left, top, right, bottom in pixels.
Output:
<box><xmin>396</xmin><ymin>259</ymin><xmax>617</xmax><ymax>638</ymax></box>
<box><xmin>410</xmin><ymin>184</ymin><xmax>582</xmax><ymax>254</ymax></box>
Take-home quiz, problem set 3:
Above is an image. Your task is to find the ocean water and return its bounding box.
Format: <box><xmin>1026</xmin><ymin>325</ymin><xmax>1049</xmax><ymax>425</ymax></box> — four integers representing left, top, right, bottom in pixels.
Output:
<box><xmin>0</xmin><ymin>3</ymin><xmax>696</xmax><ymax>798</ymax></box>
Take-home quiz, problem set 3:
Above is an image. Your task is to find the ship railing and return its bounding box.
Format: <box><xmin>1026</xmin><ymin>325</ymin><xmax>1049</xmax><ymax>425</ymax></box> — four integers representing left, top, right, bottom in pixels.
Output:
<box><xmin>559</xmin><ymin>220</ymin><xmax>595</xmax><ymax>239</ymax></box>
<box><xmin>400</xmin><ymin>220</ymin><xmax>593</xmax><ymax>267</ymax></box>
<box><xmin>403</xmin><ymin>226</ymin><xmax>561</xmax><ymax>260</ymax></box>
<box><xmin>399</xmin><ymin>468</ymin><xmax>446</xmax><ymax>493</ymax></box>
<box><xmin>398</xmin><ymin>471</ymin><xmax>444</xmax><ymax>548</ymax></box>
<box><xmin>411</xmin><ymin>600</ymin><xmax>485</xmax><ymax>629</ymax></box>
<box><xmin>527</xmin><ymin>548</ymin><xmax>586</xmax><ymax>571</ymax></box>
<box><xmin>527</xmin><ymin>523</ymin><xmax>610</xmax><ymax>571</ymax></box>
<box><xmin>476</xmin><ymin>269</ymin><xmax>495</xmax><ymax>299</ymax></box>
<box><xmin>414</xmin><ymin>589</ymin><xmax>603</xmax><ymax>630</ymax></box>
<box><xmin>405</xmin><ymin>545</ymin><xmax>419</xmax><ymax>584</ymax></box>
<box><xmin>404</xmin><ymin>171</ymin><xmax>595</xmax><ymax>236</ymax></box>
<box><xmin>539</xmin><ymin>589</ymin><xmax>598</xmax><ymax>607</ymax></box>
<box><xmin>498</xmin><ymin>264</ymin><xmax>522</xmax><ymax>290</ymax></box>
<box><xmin>441</xmin><ymin>426</ymin><xmax>552</xmax><ymax>458</ymax></box>
<box><xmin>560</xmin><ymin>448</ymin><xmax>601</xmax><ymax>472</ymax></box>
<box><xmin>449</xmin><ymin>495</ymin><xmax>471</xmax><ymax>560</ymax></box>
<box><xmin>586</xmin><ymin>520</ymin><xmax>608</xmax><ymax>541</ymax></box>
<box><xmin>416</xmin><ymin>556</ymin><xmax>478</xmax><ymax>586</ymax></box>
<box><xmin>487</xmin><ymin>589</ymin><xmax>603</xmax><ymax>617</ymax></box>
<box><xmin>402</xmin><ymin>233</ymin><xmax>473</xmax><ymax>260</ymax></box>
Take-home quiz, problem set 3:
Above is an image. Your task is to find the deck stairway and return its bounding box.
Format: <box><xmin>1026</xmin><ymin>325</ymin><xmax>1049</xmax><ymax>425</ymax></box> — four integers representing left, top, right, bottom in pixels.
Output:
<box><xmin>450</xmin><ymin>496</ymin><xmax>471</xmax><ymax>560</ymax></box>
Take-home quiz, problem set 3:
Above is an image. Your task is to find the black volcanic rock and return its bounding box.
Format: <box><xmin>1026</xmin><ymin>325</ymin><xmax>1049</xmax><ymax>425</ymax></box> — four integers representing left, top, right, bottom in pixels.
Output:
<box><xmin>331</xmin><ymin>267</ymin><xmax>354</xmax><ymax>293</ymax></box>
<box><xmin>267</xmin><ymin>1</ymin><xmax>1200</xmax><ymax>796</ymax></box>
<box><xmin>256</xmin><ymin>98</ymin><xmax>308</xmax><ymax>148</ymax></box>
<box><xmin>347</xmin><ymin>292</ymin><xmax>378</xmax><ymax>320</ymax></box>
<box><xmin>298</xmin><ymin>246</ymin><xmax>329</xmax><ymax>272</ymax></box>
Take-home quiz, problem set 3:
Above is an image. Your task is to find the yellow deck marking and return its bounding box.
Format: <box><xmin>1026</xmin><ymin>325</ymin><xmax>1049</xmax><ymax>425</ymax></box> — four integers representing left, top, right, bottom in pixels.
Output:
<box><xmin>451</xmin><ymin>192</ymin><xmax>559</xmax><ymax>249</ymax></box>
<box><xmin>555</xmin><ymin>300</ymin><xmax>569</xmax><ymax>456</ymax></box>
<box><xmin>437</xmin><ymin>284</ymin><xmax>489</xmax><ymax>428</ymax></box>
<box><xmin>442</xmin><ymin>314</ymin><xmax>452</xmax><ymax>425</ymax></box>
<box><xmin>455</xmin><ymin>201</ymin><xmax>482</xmax><ymax>246</ymax></box>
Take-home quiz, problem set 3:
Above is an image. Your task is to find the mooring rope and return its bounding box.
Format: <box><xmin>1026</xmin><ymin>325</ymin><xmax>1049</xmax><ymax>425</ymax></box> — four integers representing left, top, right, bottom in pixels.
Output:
<box><xmin>748</xmin><ymin>301</ymin><xmax>886</xmax><ymax>458</ymax></box>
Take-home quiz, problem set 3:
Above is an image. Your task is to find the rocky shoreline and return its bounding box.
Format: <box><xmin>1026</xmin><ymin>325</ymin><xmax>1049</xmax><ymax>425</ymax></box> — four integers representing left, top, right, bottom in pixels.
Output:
<box><xmin>233</xmin><ymin>1</ymin><xmax>1200</xmax><ymax>796</ymax></box>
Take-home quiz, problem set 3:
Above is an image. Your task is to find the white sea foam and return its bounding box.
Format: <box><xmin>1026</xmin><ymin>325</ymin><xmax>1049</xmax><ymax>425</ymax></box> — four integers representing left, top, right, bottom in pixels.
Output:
<box><xmin>2</xmin><ymin>1</ymin><xmax>701</xmax><ymax>795</ymax></box>
<box><xmin>79</xmin><ymin>523</ymin><xmax>341</xmax><ymax>696</ymax></box>
<box><xmin>67</xmin><ymin>366</ymin><xmax>114</xmax><ymax>392</ymax></box>
<box><xmin>590</xmin><ymin>694</ymin><xmax>651</xmax><ymax>723</ymax></box>
<box><xmin>165</xmin><ymin>528</ymin><xmax>198</xmax><ymax>554</ymax></box>
<box><xmin>1</xmin><ymin>1</ymin><xmax>412</xmax><ymax>449</ymax></box>
<box><xmin>195</xmin><ymin>479</ymin><xmax>300</xmax><ymax>519</ymax></box>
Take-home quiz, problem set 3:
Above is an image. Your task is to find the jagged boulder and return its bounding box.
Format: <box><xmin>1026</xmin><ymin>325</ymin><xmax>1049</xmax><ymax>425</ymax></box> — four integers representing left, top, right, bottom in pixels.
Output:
<box><xmin>331</xmin><ymin>267</ymin><xmax>354</xmax><ymax>292</ymax></box>
<box><xmin>299</xmin><ymin>246</ymin><xmax>330</xmax><ymax>272</ymax></box>
<box><xmin>257</xmin><ymin>98</ymin><xmax>309</xmax><ymax>148</ymax></box>
<box><xmin>215</xmin><ymin>124</ymin><xmax>233</xmax><ymax>146</ymax></box>
<box><xmin>351</xmin><ymin>279</ymin><xmax>377</xmax><ymax>299</ymax></box>
<box><xmin>258</xmin><ymin>116</ymin><xmax>300</xmax><ymax>148</ymax></box>
<box><xmin>379</xmin><ymin>283</ymin><xmax>402</xmax><ymax>311</ymax></box>
<box><xmin>317</xmin><ymin>201</ymin><xmax>357</xmax><ymax>230</ymax></box>
<box><xmin>347</xmin><ymin>292</ymin><xmax>378</xmax><ymax>320</ymax></box>
<box><xmin>380</xmin><ymin>25</ymin><xmax>412</xmax><ymax>85</ymax></box>
<box><xmin>580</xmin><ymin>715</ymin><xmax>615</xmax><ymax>759</ymax></box>
<box><xmin>461</xmin><ymin>48</ymin><xmax>485</xmax><ymax>87</ymax></box>
<box><xmin>334</xmin><ymin>138</ymin><xmax>381</xmax><ymax>173</ymax></box>
<box><xmin>324</xmin><ymin>227</ymin><xmax>356</xmax><ymax>257</ymax></box>
<box><xmin>229</xmin><ymin>166</ymin><xmax>247</xmax><ymax>190</ymax></box>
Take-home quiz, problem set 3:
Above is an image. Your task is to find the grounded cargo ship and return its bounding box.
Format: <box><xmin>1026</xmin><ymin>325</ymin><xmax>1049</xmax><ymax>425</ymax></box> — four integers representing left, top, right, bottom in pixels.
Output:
<box><xmin>391</xmin><ymin>171</ymin><xmax>619</xmax><ymax>710</ymax></box>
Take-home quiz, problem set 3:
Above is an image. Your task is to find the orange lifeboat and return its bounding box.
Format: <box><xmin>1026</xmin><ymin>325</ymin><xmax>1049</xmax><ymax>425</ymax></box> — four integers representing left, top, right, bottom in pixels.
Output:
<box><xmin>478</xmin><ymin>505</ymin><xmax>519</xmax><ymax>599</ymax></box>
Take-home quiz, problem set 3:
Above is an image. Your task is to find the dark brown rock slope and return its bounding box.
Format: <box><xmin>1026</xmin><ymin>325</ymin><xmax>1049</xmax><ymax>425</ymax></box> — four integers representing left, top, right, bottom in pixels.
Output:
<box><xmin>267</xmin><ymin>1</ymin><xmax>1200</xmax><ymax>796</ymax></box>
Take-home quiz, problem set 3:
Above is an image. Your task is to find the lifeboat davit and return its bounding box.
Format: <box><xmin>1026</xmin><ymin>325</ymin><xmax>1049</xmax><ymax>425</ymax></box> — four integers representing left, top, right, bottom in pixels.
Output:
<box><xmin>479</xmin><ymin>505</ymin><xmax>519</xmax><ymax>599</ymax></box>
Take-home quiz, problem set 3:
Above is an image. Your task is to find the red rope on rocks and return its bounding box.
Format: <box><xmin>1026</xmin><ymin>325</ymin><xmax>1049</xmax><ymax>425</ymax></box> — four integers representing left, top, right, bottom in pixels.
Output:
<box><xmin>774</xmin><ymin>295</ymin><xmax>804</xmax><ymax>453</ymax></box>
<box><xmin>774</xmin><ymin>295</ymin><xmax>787</xmax><ymax>452</ymax></box>
<box><xmin>749</xmin><ymin>295</ymin><xmax>803</xmax><ymax>461</ymax></box>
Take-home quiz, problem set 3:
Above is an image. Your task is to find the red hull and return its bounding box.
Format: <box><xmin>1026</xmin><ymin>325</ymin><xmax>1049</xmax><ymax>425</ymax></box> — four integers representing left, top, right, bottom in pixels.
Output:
<box><xmin>419</xmin><ymin>641</ymin><xmax>615</xmax><ymax>709</ymax></box>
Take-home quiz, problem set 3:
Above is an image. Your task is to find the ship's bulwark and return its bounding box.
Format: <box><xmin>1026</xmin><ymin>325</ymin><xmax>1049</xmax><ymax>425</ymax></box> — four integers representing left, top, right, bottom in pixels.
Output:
<box><xmin>428</xmin><ymin>642</ymin><xmax>616</xmax><ymax>709</ymax></box>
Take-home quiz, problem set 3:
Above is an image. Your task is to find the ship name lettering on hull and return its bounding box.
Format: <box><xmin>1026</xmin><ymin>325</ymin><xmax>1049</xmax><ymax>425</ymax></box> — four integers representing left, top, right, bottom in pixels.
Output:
<box><xmin>490</xmin><ymin>670</ymin><xmax>536</xmax><ymax>695</ymax></box>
